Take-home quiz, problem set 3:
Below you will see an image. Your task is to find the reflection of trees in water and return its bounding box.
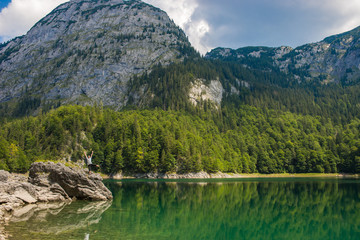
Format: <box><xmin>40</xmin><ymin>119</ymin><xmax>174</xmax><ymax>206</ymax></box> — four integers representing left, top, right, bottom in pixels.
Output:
<box><xmin>5</xmin><ymin>181</ymin><xmax>360</xmax><ymax>240</ymax></box>
<box><xmin>6</xmin><ymin>200</ymin><xmax>111</xmax><ymax>239</ymax></box>
<box><xmin>100</xmin><ymin>180</ymin><xmax>360</xmax><ymax>240</ymax></box>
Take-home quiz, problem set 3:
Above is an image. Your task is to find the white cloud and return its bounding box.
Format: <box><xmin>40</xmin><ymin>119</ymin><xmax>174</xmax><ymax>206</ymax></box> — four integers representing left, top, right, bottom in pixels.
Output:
<box><xmin>0</xmin><ymin>0</ymin><xmax>69</xmax><ymax>42</ymax></box>
<box><xmin>324</xmin><ymin>0</ymin><xmax>360</xmax><ymax>35</ymax></box>
<box><xmin>143</xmin><ymin>0</ymin><xmax>211</xmax><ymax>54</ymax></box>
<box><xmin>144</xmin><ymin>0</ymin><xmax>197</xmax><ymax>29</ymax></box>
<box><xmin>185</xmin><ymin>19</ymin><xmax>210</xmax><ymax>54</ymax></box>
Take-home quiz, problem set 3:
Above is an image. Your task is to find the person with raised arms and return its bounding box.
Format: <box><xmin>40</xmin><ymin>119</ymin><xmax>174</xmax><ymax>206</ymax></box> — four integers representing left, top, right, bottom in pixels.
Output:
<box><xmin>84</xmin><ymin>150</ymin><xmax>99</xmax><ymax>174</ymax></box>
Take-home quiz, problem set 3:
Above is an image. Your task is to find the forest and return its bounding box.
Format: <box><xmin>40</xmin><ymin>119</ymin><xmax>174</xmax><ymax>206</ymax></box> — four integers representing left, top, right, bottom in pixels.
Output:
<box><xmin>0</xmin><ymin>58</ymin><xmax>360</xmax><ymax>174</ymax></box>
<box><xmin>0</xmin><ymin>104</ymin><xmax>359</xmax><ymax>174</ymax></box>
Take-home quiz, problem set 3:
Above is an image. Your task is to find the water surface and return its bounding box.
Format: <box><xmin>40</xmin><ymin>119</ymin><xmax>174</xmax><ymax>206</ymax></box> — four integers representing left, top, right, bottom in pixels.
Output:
<box><xmin>6</xmin><ymin>178</ymin><xmax>360</xmax><ymax>239</ymax></box>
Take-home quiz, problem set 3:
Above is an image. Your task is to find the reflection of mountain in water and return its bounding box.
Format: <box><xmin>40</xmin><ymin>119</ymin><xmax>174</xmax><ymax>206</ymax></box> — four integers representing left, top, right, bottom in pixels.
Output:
<box><xmin>6</xmin><ymin>200</ymin><xmax>111</xmax><ymax>238</ymax></box>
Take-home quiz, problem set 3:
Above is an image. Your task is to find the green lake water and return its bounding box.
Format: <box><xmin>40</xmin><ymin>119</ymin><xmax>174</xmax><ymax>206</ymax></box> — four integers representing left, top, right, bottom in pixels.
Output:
<box><xmin>5</xmin><ymin>178</ymin><xmax>360</xmax><ymax>239</ymax></box>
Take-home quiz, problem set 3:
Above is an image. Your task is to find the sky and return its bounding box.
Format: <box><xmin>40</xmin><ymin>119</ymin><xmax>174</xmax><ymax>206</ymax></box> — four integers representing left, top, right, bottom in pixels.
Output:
<box><xmin>1</xmin><ymin>0</ymin><xmax>360</xmax><ymax>54</ymax></box>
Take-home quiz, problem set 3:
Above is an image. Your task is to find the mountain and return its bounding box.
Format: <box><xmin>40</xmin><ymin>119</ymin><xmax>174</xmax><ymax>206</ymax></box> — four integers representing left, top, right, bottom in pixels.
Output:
<box><xmin>0</xmin><ymin>0</ymin><xmax>195</xmax><ymax>112</ymax></box>
<box><xmin>1</xmin><ymin>1</ymin><xmax>360</xmax><ymax>175</ymax></box>
<box><xmin>1</xmin><ymin>0</ymin><xmax>360</xmax><ymax>117</ymax></box>
<box><xmin>206</xmin><ymin>26</ymin><xmax>360</xmax><ymax>84</ymax></box>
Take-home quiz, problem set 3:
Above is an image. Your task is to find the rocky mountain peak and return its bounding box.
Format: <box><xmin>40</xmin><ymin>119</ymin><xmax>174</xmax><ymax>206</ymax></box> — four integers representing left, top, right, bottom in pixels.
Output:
<box><xmin>0</xmin><ymin>0</ymin><xmax>193</xmax><ymax>109</ymax></box>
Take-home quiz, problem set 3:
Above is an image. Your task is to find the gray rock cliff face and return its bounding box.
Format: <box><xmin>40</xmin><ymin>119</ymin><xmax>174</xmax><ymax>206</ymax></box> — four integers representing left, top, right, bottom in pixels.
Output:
<box><xmin>206</xmin><ymin>26</ymin><xmax>360</xmax><ymax>83</ymax></box>
<box><xmin>189</xmin><ymin>79</ymin><xmax>223</xmax><ymax>107</ymax></box>
<box><xmin>0</xmin><ymin>0</ymin><xmax>191</xmax><ymax>108</ymax></box>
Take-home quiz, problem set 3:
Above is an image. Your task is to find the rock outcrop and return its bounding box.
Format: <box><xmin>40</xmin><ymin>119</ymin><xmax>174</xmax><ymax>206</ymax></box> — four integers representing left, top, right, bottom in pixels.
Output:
<box><xmin>189</xmin><ymin>79</ymin><xmax>224</xmax><ymax>107</ymax></box>
<box><xmin>28</xmin><ymin>161</ymin><xmax>113</xmax><ymax>201</ymax></box>
<box><xmin>0</xmin><ymin>161</ymin><xmax>112</xmax><ymax>239</ymax></box>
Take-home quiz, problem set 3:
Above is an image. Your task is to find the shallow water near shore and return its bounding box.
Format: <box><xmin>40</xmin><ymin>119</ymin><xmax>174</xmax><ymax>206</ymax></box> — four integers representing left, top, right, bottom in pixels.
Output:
<box><xmin>5</xmin><ymin>177</ymin><xmax>360</xmax><ymax>240</ymax></box>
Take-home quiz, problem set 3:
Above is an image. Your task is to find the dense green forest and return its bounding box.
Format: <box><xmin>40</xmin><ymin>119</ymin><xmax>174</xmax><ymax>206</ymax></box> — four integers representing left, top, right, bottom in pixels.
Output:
<box><xmin>0</xmin><ymin>104</ymin><xmax>359</xmax><ymax>174</ymax></box>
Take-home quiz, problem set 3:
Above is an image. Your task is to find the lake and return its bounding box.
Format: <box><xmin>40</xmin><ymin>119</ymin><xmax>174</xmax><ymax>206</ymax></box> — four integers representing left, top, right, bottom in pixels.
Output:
<box><xmin>5</xmin><ymin>178</ymin><xmax>360</xmax><ymax>239</ymax></box>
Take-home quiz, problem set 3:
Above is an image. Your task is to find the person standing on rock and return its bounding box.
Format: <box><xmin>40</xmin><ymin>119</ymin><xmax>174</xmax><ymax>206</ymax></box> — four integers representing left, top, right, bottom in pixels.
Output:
<box><xmin>84</xmin><ymin>151</ymin><xmax>99</xmax><ymax>174</ymax></box>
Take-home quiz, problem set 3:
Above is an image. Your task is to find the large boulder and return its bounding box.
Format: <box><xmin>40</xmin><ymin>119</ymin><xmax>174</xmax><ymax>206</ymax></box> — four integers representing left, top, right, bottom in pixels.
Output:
<box><xmin>0</xmin><ymin>171</ymin><xmax>71</xmax><ymax>215</ymax></box>
<box><xmin>28</xmin><ymin>162</ymin><xmax>113</xmax><ymax>201</ymax></box>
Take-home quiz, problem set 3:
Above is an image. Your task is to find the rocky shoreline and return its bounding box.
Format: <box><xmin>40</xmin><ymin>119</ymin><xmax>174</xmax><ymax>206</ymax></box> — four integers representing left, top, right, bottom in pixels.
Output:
<box><xmin>112</xmin><ymin>171</ymin><xmax>243</xmax><ymax>179</ymax></box>
<box><xmin>111</xmin><ymin>171</ymin><xmax>353</xmax><ymax>179</ymax></box>
<box><xmin>0</xmin><ymin>161</ymin><xmax>112</xmax><ymax>240</ymax></box>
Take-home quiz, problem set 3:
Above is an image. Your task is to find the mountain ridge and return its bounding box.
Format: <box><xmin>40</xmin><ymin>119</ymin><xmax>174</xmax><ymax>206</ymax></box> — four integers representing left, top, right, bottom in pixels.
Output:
<box><xmin>206</xmin><ymin>25</ymin><xmax>360</xmax><ymax>84</ymax></box>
